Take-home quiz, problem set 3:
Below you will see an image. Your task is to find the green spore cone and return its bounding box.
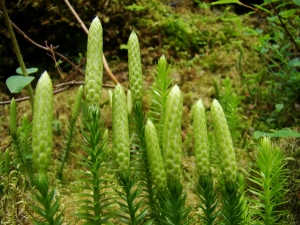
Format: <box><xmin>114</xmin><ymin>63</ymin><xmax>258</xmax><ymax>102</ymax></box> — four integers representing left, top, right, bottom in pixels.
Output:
<box><xmin>128</xmin><ymin>31</ymin><xmax>143</xmax><ymax>102</ymax></box>
<box><xmin>84</xmin><ymin>17</ymin><xmax>103</xmax><ymax>106</ymax></box>
<box><xmin>162</xmin><ymin>85</ymin><xmax>183</xmax><ymax>182</ymax></box>
<box><xmin>32</xmin><ymin>71</ymin><xmax>53</xmax><ymax>175</ymax></box>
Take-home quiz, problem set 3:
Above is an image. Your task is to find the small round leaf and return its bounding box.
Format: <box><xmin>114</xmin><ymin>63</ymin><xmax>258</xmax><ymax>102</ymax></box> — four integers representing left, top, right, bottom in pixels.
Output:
<box><xmin>6</xmin><ymin>76</ymin><xmax>35</xmax><ymax>93</ymax></box>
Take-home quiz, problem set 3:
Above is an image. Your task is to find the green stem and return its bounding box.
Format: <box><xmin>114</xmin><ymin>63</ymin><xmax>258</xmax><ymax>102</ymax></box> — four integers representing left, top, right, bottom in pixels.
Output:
<box><xmin>93</xmin><ymin>172</ymin><xmax>101</xmax><ymax>224</ymax></box>
<box><xmin>0</xmin><ymin>0</ymin><xmax>34</xmax><ymax>110</ymax></box>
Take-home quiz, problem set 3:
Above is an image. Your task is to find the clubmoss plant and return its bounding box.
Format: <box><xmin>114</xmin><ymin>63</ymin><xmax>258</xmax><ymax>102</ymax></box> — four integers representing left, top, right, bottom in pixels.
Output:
<box><xmin>149</xmin><ymin>55</ymin><xmax>173</xmax><ymax>148</ymax></box>
<box><xmin>9</xmin><ymin>109</ymin><xmax>34</xmax><ymax>185</ymax></box>
<box><xmin>249</xmin><ymin>137</ymin><xmax>288</xmax><ymax>224</ymax></box>
<box><xmin>57</xmin><ymin>85</ymin><xmax>83</xmax><ymax>179</ymax></box>
<box><xmin>9</xmin><ymin>99</ymin><xmax>31</xmax><ymax>181</ymax></box>
<box><xmin>75</xmin><ymin>105</ymin><xmax>115</xmax><ymax>224</ymax></box>
<box><xmin>211</xmin><ymin>99</ymin><xmax>244</xmax><ymax>225</ymax></box>
<box><xmin>112</xmin><ymin>84</ymin><xmax>148</xmax><ymax>224</ymax></box>
<box><xmin>128</xmin><ymin>31</ymin><xmax>143</xmax><ymax>102</ymax></box>
<box><xmin>155</xmin><ymin>84</ymin><xmax>192</xmax><ymax>224</ymax></box>
<box><xmin>84</xmin><ymin>16</ymin><xmax>103</xmax><ymax>106</ymax></box>
<box><xmin>217</xmin><ymin>77</ymin><xmax>241</xmax><ymax>142</ymax></box>
<box><xmin>127</xmin><ymin>30</ymin><xmax>157</xmax><ymax>217</ymax></box>
<box><xmin>75</xmin><ymin>17</ymin><xmax>117</xmax><ymax>223</ymax></box>
<box><xmin>31</xmin><ymin>71</ymin><xmax>63</xmax><ymax>225</ymax></box>
<box><xmin>192</xmin><ymin>99</ymin><xmax>219</xmax><ymax>225</ymax></box>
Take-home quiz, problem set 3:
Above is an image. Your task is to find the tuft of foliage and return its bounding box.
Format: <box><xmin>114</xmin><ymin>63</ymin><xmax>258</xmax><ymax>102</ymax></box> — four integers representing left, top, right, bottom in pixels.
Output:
<box><xmin>221</xmin><ymin>182</ymin><xmax>244</xmax><ymax>225</ymax></box>
<box><xmin>217</xmin><ymin>77</ymin><xmax>242</xmax><ymax>142</ymax></box>
<box><xmin>148</xmin><ymin>55</ymin><xmax>173</xmax><ymax>148</ymax></box>
<box><xmin>115</xmin><ymin>171</ymin><xmax>151</xmax><ymax>224</ymax></box>
<box><xmin>9</xmin><ymin>100</ymin><xmax>34</xmax><ymax>186</ymax></box>
<box><xmin>31</xmin><ymin>176</ymin><xmax>64</xmax><ymax>225</ymax></box>
<box><xmin>248</xmin><ymin>137</ymin><xmax>288</xmax><ymax>224</ymax></box>
<box><xmin>74</xmin><ymin>105</ymin><xmax>116</xmax><ymax>224</ymax></box>
<box><xmin>197</xmin><ymin>176</ymin><xmax>219</xmax><ymax>225</ymax></box>
<box><xmin>156</xmin><ymin>180</ymin><xmax>193</xmax><ymax>225</ymax></box>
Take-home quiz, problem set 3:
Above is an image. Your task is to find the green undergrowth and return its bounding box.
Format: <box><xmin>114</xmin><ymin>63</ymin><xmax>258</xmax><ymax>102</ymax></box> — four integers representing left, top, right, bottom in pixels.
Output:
<box><xmin>0</xmin><ymin>1</ymin><xmax>300</xmax><ymax>224</ymax></box>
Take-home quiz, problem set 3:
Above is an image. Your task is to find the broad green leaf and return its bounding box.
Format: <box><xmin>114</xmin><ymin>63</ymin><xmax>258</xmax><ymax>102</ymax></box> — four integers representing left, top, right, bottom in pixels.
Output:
<box><xmin>16</xmin><ymin>67</ymin><xmax>38</xmax><ymax>75</ymax></box>
<box><xmin>293</xmin><ymin>0</ymin><xmax>300</xmax><ymax>6</ymax></box>
<box><xmin>211</xmin><ymin>0</ymin><xmax>239</xmax><ymax>5</ymax></box>
<box><xmin>254</xmin><ymin>129</ymin><xmax>300</xmax><ymax>139</ymax></box>
<box><xmin>6</xmin><ymin>76</ymin><xmax>35</xmax><ymax>93</ymax></box>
